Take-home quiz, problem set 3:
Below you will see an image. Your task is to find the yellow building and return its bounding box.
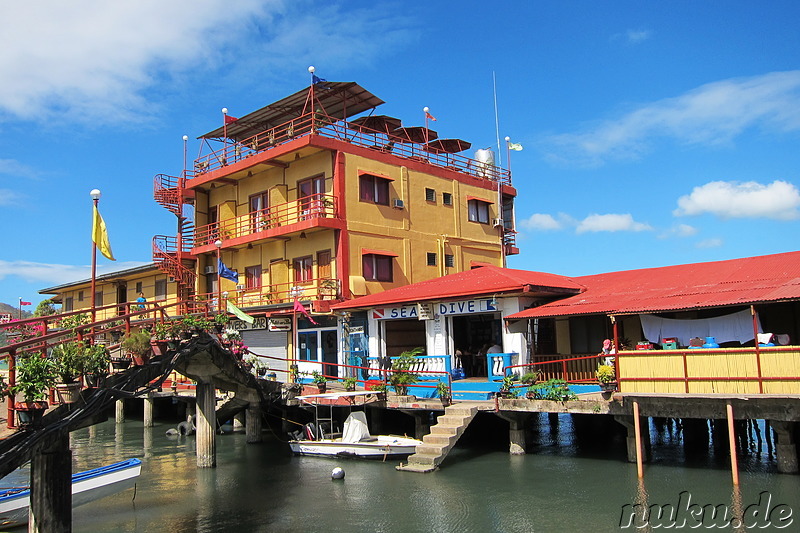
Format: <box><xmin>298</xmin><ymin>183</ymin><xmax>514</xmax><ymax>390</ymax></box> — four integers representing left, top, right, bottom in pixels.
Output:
<box><xmin>150</xmin><ymin>80</ymin><xmax>519</xmax><ymax>376</ymax></box>
<box><xmin>39</xmin><ymin>263</ymin><xmax>180</xmax><ymax>321</ymax></box>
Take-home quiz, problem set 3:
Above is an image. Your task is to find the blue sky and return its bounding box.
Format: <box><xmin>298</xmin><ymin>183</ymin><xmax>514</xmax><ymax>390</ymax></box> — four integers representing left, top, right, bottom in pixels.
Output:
<box><xmin>1</xmin><ymin>0</ymin><xmax>799</xmax><ymax>309</ymax></box>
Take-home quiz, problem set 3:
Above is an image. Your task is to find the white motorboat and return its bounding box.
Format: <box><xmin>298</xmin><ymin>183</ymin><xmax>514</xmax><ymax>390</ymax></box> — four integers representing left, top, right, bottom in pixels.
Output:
<box><xmin>289</xmin><ymin>391</ymin><xmax>422</xmax><ymax>458</ymax></box>
<box><xmin>0</xmin><ymin>458</ymin><xmax>142</xmax><ymax>527</ymax></box>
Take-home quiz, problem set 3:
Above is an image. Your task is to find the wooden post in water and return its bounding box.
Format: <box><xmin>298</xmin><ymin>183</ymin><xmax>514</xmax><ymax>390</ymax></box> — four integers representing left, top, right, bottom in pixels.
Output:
<box><xmin>246</xmin><ymin>403</ymin><xmax>263</xmax><ymax>443</ymax></box>
<box><xmin>143</xmin><ymin>397</ymin><xmax>154</xmax><ymax>428</ymax></box>
<box><xmin>115</xmin><ymin>399</ymin><xmax>125</xmax><ymax>424</ymax></box>
<box><xmin>727</xmin><ymin>402</ymin><xmax>740</xmax><ymax>485</ymax></box>
<box><xmin>196</xmin><ymin>380</ymin><xmax>217</xmax><ymax>467</ymax></box>
<box><xmin>633</xmin><ymin>400</ymin><xmax>644</xmax><ymax>478</ymax></box>
<box><xmin>29</xmin><ymin>432</ymin><xmax>72</xmax><ymax>532</ymax></box>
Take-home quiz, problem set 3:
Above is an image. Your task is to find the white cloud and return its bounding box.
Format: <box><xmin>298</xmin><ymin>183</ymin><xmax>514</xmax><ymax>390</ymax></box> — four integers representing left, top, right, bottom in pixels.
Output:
<box><xmin>0</xmin><ymin>1</ymin><xmax>413</xmax><ymax>126</ymax></box>
<box><xmin>659</xmin><ymin>223</ymin><xmax>699</xmax><ymax>239</ymax></box>
<box><xmin>543</xmin><ymin>71</ymin><xmax>800</xmax><ymax>166</ymax></box>
<box><xmin>0</xmin><ymin>260</ymin><xmax>147</xmax><ymax>286</ymax></box>
<box><xmin>576</xmin><ymin>213</ymin><xmax>652</xmax><ymax>234</ymax></box>
<box><xmin>626</xmin><ymin>29</ymin><xmax>652</xmax><ymax>44</ymax></box>
<box><xmin>0</xmin><ymin>159</ymin><xmax>40</xmax><ymax>179</ymax></box>
<box><xmin>520</xmin><ymin>213</ymin><xmax>563</xmax><ymax>231</ymax></box>
<box><xmin>0</xmin><ymin>189</ymin><xmax>23</xmax><ymax>206</ymax></box>
<box><xmin>674</xmin><ymin>180</ymin><xmax>800</xmax><ymax>220</ymax></box>
<box><xmin>696</xmin><ymin>238</ymin><xmax>723</xmax><ymax>249</ymax></box>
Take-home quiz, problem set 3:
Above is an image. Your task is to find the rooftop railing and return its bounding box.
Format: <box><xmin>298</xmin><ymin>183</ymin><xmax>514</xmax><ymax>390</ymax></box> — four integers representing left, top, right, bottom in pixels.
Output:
<box><xmin>192</xmin><ymin>112</ymin><xmax>512</xmax><ymax>186</ymax></box>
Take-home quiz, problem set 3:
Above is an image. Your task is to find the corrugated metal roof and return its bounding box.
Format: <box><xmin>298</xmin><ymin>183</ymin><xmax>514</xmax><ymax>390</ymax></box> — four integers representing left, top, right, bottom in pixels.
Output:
<box><xmin>200</xmin><ymin>82</ymin><xmax>384</xmax><ymax>142</ymax></box>
<box><xmin>331</xmin><ymin>266</ymin><xmax>584</xmax><ymax>310</ymax></box>
<box><xmin>506</xmin><ymin>251</ymin><xmax>800</xmax><ymax>320</ymax></box>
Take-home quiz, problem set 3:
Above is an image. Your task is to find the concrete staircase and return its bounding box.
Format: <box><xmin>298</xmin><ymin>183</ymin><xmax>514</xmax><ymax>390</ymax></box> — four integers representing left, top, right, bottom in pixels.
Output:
<box><xmin>396</xmin><ymin>402</ymin><xmax>480</xmax><ymax>473</ymax></box>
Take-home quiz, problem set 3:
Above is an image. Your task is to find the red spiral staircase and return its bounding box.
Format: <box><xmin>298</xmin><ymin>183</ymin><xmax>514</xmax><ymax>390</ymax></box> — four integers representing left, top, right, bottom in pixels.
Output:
<box><xmin>153</xmin><ymin>173</ymin><xmax>197</xmax><ymax>302</ymax></box>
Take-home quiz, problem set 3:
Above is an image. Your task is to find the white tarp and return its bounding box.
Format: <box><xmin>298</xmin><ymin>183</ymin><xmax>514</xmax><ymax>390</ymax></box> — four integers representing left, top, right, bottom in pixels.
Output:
<box><xmin>341</xmin><ymin>411</ymin><xmax>371</xmax><ymax>442</ymax></box>
<box><xmin>639</xmin><ymin>309</ymin><xmax>761</xmax><ymax>347</ymax></box>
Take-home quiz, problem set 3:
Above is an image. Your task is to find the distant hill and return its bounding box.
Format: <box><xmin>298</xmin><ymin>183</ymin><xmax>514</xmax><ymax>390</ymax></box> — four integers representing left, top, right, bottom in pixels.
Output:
<box><xmin>0</xmin><ymin>302</ymin><xmax>32</xmax><ymax>320</ymax></box>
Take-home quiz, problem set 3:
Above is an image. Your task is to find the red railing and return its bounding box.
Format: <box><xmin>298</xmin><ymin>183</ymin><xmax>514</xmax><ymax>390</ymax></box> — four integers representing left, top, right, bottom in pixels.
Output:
<box><xmin>197</xmin><ymin>277</ymin><xmax>340</xmax><ymax>308</ymax></box>
<box><xmin>193</xmin><ymin>193</ymin><xmax>337</xmax><ymax>247</ymax></box>
<box><xmin>506</xmin><ymin>354</ymin><xmax>602</xmax><ymax>384</ymax></box>
<box><xmin>192</xmin><ymin>112</ymin><xmax>512</xmax><ymax>186</ymax></box>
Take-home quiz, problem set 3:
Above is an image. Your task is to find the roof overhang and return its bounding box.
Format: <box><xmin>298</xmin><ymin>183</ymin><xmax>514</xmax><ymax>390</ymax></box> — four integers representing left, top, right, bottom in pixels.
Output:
<box><xmin>200</xmin><ymin>82</ymin><xmax>384</xmax><ymax>142</ymax></box>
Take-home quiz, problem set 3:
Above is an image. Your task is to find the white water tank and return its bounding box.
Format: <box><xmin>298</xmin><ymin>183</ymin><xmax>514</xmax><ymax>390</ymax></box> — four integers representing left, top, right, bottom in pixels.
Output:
<box><xmin>474</xmin><ymin>148</ymin><xmax>495</xmax><ymax>178</ymax></box>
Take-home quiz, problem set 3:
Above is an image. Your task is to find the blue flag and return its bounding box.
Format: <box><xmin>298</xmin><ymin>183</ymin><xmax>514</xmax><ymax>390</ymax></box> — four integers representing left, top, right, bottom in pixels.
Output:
<box><xmin>218</xmin><ymin>258</ymin><xmax>239</xmax><ymax>283</ymax></box>
<box><xmin>312</xmin><ymin>73</ymin><xmax>327</xmax><ymax>85</ymax></box>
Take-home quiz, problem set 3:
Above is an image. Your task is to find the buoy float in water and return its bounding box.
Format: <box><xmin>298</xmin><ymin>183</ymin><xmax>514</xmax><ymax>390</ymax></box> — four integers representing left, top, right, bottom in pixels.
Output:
<box><xmin>331</xmin><ymin>467</ymin><xmax>345</xmax><ymax>480</ymax></box>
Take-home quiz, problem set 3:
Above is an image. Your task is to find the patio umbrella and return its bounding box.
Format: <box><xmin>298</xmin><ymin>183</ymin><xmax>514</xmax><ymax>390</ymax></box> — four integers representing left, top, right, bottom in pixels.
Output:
<box><xmin>390</xmin><ymin>126</ymin><xmax>438</xmax><ymax>144</ymax></box>
<box><xmin>348</xmin><ymin>115</ymin><xmax>402</xmax><ymax>135</ymax></box>
<box><xmin>423</xmin><ymin>138</ymin><xmax>472</xmax><ymax>154</ymax></box>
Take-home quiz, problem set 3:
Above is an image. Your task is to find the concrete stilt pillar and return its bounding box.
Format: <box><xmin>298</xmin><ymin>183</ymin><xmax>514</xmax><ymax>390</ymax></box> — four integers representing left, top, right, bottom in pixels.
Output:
<box><xmin>771</xmin><ymin>421</ymin><xmax>798</xmax><ymax>474</ymax></box>
<box><xmin>233</xmin><ymin>411</ymin><xmax>246</xmax><ymax>432</ymax></box>
<box><xmin>246</xmin><ymin>404</ymin><xmax>263</xmax><ymax>443</ymax></box>
<box><xmin>195</xmin><ymin>380</ymin><xmax>216</xmax><ymax>468</ymax></box>
<box><xmin>615</xmin><ymin>415</ymin><xmax>651</xmax><ymax>463</ymax></box>
<box><xmin>401</xmin><ymin>411</ymin><xmax>430</xmax><ymax>440</ymax></box>
<box><xmin>498</xmin><ymin>413</ymin><xmax>528</xmax><ymax>455</ymax></box>
<box><xmin>29</xmin><ymin>433</ymin><xmax>72</xmax><ymax>533</ymax></box>
<box><xmin>115</xmin><ymin>399</ymin><xmax>125</xmax><ymax>424</ymax></box>
<box><xmin>280</xmin><ymin>408</ymin><xmax>292</xmax><ymax>434</ymax></box>
<box><xmin>143</xmin><ymin>397</ymin><xmax>154</xmax><ymax>428</ymax></box>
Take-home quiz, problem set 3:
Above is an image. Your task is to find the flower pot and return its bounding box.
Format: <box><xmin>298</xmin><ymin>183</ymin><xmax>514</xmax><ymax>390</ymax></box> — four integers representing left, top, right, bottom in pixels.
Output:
<box><xmin>151</xmin><ymin>340</ymin><xmax>169</xmax><ymax>357</ymax></box>
<box><xmin>110</xmin><ymin>357</ymin><xmax>131</xmax><ymax>371</ymax></box>
<box><xmin>599</xmin><ymin>381</ymin><xmax>617</xmax><ymax>393</ymax></box>
<box><xmin>55</xmin><ymin>382</ymin><xmax>82</xmax><ymax>404</ymax></box>
<box><xmin>256</xmin><ymin>367</ymin><xmax>267</xmax><ymax>377</ymax></box>
<box><xmin>214</xmin><ymin>324</ymin><xmax>224</xmax><ymax>334</ymax></box>
<box><xmin>132</xmin><ymin>354</ymin><xmax>149</xmax><ymax>366</ymax></box>
<box><xmin>316</xmin><ymin>383</ymin><xmax>327</xmax><ymax>393</ymax></box>
<box><xmin>15</xmin><ymin>401</ymin><xmax>48</xmax><ymax>429</ymax></box>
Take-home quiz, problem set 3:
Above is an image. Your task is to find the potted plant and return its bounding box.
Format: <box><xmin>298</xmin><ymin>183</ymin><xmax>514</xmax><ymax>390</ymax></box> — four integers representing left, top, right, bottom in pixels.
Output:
<box><xmin>596</xmin><ymin>364</ymin><xmax>616</xmax><ymax>393</ymax></box>
<box><xmin>11</xmin><ymin>352</ymin><xmax>57</xmax><ymax>427</ymax></box>
<box><xmin>498</xmin><ymin>375</ymin><xmax>518</xmax><ymax>399</ymax></box>
<box><xmin>520</xmin><ymin>370</ymin><xmax>540</xmax><ymax>386</ymax></box>
<box><xmin>436</xmin><ymin>380</ymin><xmax>451</xmax><ymax>405</ymax></box>
<box><xmin>343</xmin><ymin>376</ymin><xmax>358</xmax><ymax>392</ymax></box>
<box><xmin>106</xmin><ymin>319</ymin><xmax>124</xmax><ymax>343</ymax></box>
<box><xmin>213</xmin><ymin>313</ymin><xmax>230</xmax><ymax>333</ymax></box>
<box><xmin>527</xmin><ymin>379</ymin><xmax>577</xmax><ymax>401</ymax></box>
<box><xmin>121</xmin><ymin>330</ymin><xmax>152</xmax><ymax>366</ymax></box>
<box><xmin>150</xmin><ymin>322</ymin><xmax>172</xmax><ymax>356</ymax></box>
<box><xmin>247</xmin><ymin>356</ymin><xmax>269</xmax><ymax>377</ymax></box>
<box><xmin>319</xmin><ymin>278</ymin><xmax>339</xmax><ymax>300</ymax></box>
<box><xmin>51</xmin><ymin>340</ymin><xmax>85</xmax><ymax>403</ymax></box>
<box><xmin>311</xmin><ymin>370</ymin><xmax>328</xmax><ymax>393</ymax></box>
<box><xmin>83</xmin><ymin>344</ymin><xmax>110</xmax><ymax>388</ymax></box>
<box><xmin>389</xmin><ymin>347</ymin><xmax>423</xmax><ymax>396</ymax></box>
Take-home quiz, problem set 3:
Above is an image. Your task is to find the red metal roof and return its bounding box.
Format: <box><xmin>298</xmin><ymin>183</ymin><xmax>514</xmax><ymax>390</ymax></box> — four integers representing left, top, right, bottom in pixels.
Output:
<box><xmin>506</xmin><ymin>251</ymin><xmax>800</xmax><ymax>320</ymax></box>
<box><xmin>331</xmin><ymin>266</ymin><xmax>584</xmax><ymax>310</ymax></box>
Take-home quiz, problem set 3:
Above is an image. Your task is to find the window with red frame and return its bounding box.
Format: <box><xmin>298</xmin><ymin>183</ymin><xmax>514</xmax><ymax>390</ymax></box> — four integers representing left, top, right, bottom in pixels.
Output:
<box><xmin>293</xmin><ymin>256</ymin><xmax>313</xmax><ymax>283</ymax></box>
<box><xmin>467</xmin><ymin>199</ymin><xmax>491</xmax><ymax>224</ymax></box>
<box><xmin>359</xmin><ymin>173</ymin><xmax>390</xmax><ymax>205</ymax></box>
<box><xmin>245</xmin><ymin>265</ymin><xmax>262</xmax><ymax>290</ymax></box>
<box><xmin>362</xmin><ymin>254</ymin><xmax>393</xmax><ymax>282</ymax></box>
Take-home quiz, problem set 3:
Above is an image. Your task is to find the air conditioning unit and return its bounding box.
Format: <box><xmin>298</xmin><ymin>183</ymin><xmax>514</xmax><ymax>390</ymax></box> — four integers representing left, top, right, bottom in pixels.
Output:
<box><xmin>492</xmin><ymin>218</ymin><xmax>504</xmax><ymax>227</ymax></box>
<box><xmin>236</xmin><ymin>284</ymin><xmax>245</xmax><ymax>290</ymax></box>
<box><xmin>203</xmin><ymin>265</ymin><xmax>216</xmax><ymax>274</ymax></box>
<box><xmin>392</xmin><ymin>198</ymin><xmax>405</xmax><ymax>209</ymax></box>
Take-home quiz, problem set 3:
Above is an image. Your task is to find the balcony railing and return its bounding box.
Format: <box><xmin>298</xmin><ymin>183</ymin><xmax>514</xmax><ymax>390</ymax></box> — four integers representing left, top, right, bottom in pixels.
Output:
<box><xmin>192</xmin><ymin>112</ymin><xmax>512</xmax><ymax>186</ymax></box>
<box><xmin>194</xmin><ymin>193</ymin><xmax>336</xmax><ymax>247</ymax></box>
<box><xmin>200</xmin><ymin>277</ymin><xmax>340</xmax><ymax>309</ymax></box>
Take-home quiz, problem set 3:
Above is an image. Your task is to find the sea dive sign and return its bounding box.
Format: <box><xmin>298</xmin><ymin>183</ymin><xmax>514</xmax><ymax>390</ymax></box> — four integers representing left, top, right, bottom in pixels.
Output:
<box><xmin>374</xmin><ymin>299</ymin><xmax>497</xmax><ymax>320</ymax></box>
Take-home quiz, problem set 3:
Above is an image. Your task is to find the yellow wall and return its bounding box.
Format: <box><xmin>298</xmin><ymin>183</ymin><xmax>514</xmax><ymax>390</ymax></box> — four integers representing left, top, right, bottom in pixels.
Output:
<box><xmin>618</xmin><ymin>348</ymin><xmax>800</xmax><ymax>395</ymax></box>
<box><xmin>52</xmin><ymin>269</ymin><xmax>180</xmax><ymax>321</ymax></box>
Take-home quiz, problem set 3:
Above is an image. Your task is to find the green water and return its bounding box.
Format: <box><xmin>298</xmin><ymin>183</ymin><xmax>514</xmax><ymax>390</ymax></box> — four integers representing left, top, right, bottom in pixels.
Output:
<box><xmin>14</xmin><ymin>415</ymin><xmax>800</xmax><ymax>532</ymax></box>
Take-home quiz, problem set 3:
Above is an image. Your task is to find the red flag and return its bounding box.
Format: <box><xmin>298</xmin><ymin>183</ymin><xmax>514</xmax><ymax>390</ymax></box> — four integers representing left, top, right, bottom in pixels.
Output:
<box><xmin>425</xmin><ymin>111</ymin><xmax>437</xmax><ymax>121</ymax></box>
<box><xmin>224</xmin><ymin>115</ymin><xmax>238</xmax><ymax>124</ymax></box>
<box><xmin>293</xmin><ymin>298</ymin><xmax>318</xmax><ymax>325</ymax></box>
<box><xmin>20</xmin><ymin>301</ymin><xmax>32</xmax><ymax>306</ymax></box>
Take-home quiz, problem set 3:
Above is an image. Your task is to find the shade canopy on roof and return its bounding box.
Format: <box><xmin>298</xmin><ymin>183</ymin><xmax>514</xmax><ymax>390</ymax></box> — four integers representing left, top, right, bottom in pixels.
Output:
<box><xmin>348</xmin><ymin>115</ymin><xmax>402</xmax><ymax>135</ymax></box>
<box><xmin>389</xmin><ymin>126</ymin><xmax>438</xmax><ymax>144</ymax></box>
<box><xmin>423</xmin><ymin>138</ymin><xmax>472</xmax><ymax>154</ymax></box>
<box><xmin>505</xmin><ymin>251</ymin><xmax>800</xmax><ymax>320</ymax></box>
<box><xmin>331</xmin><ymin>266</ymin><xmax>584</xmax><ymax>311</ymax></box>
<box><xmin>201</xmin><ymin>82</ymin><xmax>384</xmax><ymax>142</ymax></box>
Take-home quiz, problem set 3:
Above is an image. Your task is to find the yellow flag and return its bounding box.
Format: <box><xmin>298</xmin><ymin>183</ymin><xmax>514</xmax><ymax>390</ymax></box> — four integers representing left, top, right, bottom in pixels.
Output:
<box><xmin>92</xmin><ymin>205</ymin><xmax>115</xmax><ymax>261</ymax></box>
